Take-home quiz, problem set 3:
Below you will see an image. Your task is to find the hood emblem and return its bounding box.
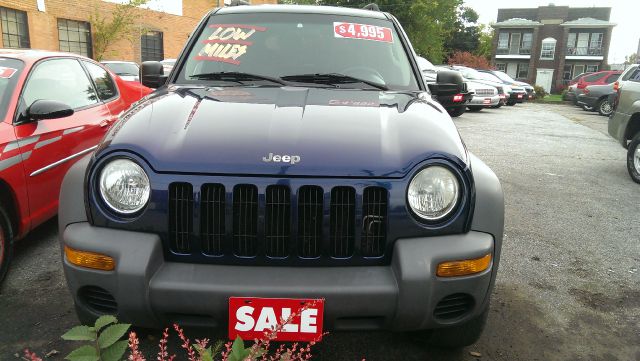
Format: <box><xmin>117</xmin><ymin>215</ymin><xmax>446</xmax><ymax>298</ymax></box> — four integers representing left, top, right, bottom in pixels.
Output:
<box><xmin>262</xmin><ymin>153</ymin><xmax>301</xmax><ymax>165</ymax></box>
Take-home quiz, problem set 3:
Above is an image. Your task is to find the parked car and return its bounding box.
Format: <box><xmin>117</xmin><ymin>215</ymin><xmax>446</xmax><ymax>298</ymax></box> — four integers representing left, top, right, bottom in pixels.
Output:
<box><xmin>160</xmin><ymin>58</ymin><xmax>176</xmax><ymax>75</ymax></box>
<box><xmin>612</xmin><ymin>64</ymin><xmax>639</xmax><ymax>110</ymax></box>
<box><xmin>576</xmin><ymin>83</ymin><xmax>616</xmax><ymax>116</ymax></box>
<box><xmin>418</xmin><ymin>57</ymin><xmax>472</xmax><ymax>117</ymax></box>
<box><xmin>59</xmin><ymin>4</ymin><xmax>504</xmax><ymax>348</ymax></box>
<box><xmin>575</xmin><ymin>70</ymin><xmax>621</xmax><ymax>108</ymax></box>
<box><xmin>0</xmin><ymin>50</ymin><xmax>152</xmax><ymax>282</ymax></box>
<box><xmin>437</xmin><ymin>65</ymin><xmax>510</xmax><ymax>107</ymax></box>
<box><xmin>477</xmin><ymin>69</ymin><xmax>527</xmax><ymax>105</ymax></box>
<box><xmin>101</xmin><ymin>61</ymin><xmax>140</xmax><ymax>82</ymax></box>
<box><xmin>608</xmin><ymin>64</ymin><xmax>640</xmax><ymax>183</ymax></box>
<box><xmin>445</xmin><ymin>66</ymin><xmax>508</xmax><ymax>107</ymax></box>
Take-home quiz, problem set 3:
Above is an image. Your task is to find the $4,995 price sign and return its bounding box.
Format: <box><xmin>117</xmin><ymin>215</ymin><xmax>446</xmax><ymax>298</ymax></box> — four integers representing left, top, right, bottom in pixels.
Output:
<box><xmin>333</xmin><ymin>22</ymin><xmax>393</xmax><ymax>43</ymax></box>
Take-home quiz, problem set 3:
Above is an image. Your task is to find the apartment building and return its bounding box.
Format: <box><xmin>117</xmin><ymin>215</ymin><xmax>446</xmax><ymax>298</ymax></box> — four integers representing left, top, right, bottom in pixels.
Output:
<box><xmin>491</xmin><ymin>4</ymin><xmax>615</xmax><ymax>92</ymax></box>
<box><xmin>0</xmin><ymin>0</ymin><xmax>276</xmax><ymax>62</ymax></box>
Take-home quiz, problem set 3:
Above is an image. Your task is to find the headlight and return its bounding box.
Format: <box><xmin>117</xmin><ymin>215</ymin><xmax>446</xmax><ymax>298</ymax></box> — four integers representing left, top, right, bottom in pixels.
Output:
<box><xmin>99</xmin><ymin>158</ymin><xmax>150</xmax><ymax>214</ymax></box>
<box><xmin>407</xmin><ymin>166</ymin><xmax>460</xmax><ymax>221</ymax></box>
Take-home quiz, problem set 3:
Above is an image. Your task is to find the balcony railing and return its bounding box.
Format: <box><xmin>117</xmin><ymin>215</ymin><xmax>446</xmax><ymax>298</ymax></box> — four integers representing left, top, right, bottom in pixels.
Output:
<box><xmin>497</xmin><ymin>47</ymin><xmax>531</xmax><ymax>55</ymax></box>
<box><xmin>566</xmin><ymin>47</ymin><xmax>603</xmax><ymax>56</ymax></box>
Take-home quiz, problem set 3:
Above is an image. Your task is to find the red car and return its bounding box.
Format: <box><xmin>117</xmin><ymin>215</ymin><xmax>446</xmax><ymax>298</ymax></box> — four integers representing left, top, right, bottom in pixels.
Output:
<box><xmin>0</xmin><ymin>50</ymin><xmax>152</xmax><ymax>281</ymax></box>
<box><xmin>576</xmin><ymin>70</ymin><xmax>621</xmax><ymax>90</ymax></box>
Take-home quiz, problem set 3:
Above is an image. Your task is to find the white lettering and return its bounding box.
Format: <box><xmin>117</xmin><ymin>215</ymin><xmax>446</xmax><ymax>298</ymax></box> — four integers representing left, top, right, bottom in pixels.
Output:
<box><xmin>234</xmin><ymin>306</ymin><xmax>255</xmax><ymax>332</ymax></box>
<box><xmin>254</xmin><ymin>307</ymin><xmax>277</xmax><ymax>332</ymax></box>
<box><xmin>300</xmin><ymin>308</ymin><xmax>318</xmax><ymax>333</ymax></box>
<box><xmin>281</xmin><ymin>155</ymin><xmax>290</xmax><ymax>163</ymax></box>
<box><xmin>280</xmin><ymin>308</ymin><xmax>299</xmax><ymax>333</ymax></box>
<box><xmin>290</xmin><ymin>156</ymin><xmax>301</xmax><ymax>164</ymax></box>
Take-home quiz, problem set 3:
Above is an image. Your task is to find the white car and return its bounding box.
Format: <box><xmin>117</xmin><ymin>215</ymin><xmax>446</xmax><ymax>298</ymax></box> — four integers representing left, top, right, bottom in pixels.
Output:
<box><xmin>100</xmin><ymin>61</ymin><xmax>140</xmax><ymax>82</ymax></box>
<box><xmin>465</xmin><ymin>81</ymin><xmax>500</xmax><ymax>111</ymax></box>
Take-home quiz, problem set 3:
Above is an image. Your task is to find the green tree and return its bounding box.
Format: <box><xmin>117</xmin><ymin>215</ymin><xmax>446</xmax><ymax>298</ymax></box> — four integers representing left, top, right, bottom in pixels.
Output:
<box><xmin>625</xmin><ymin>52</ymin><xmax>638</xmax><ymax>65</ymax></box>
<box><xmin>444</xmin><ymin>6</ymin><xmax>480</xmax><ymax>57</ymax></box>
<box><xmin>278</xmin><ymin>0</ymin><xmax>463</xmax><ymax>64</ymax></box>
<box><xmin>475</xmin><ymin>23</ymin><xmax>494</xmax><ymax>60</ymax></box>
<box><xmin>90</xmin><ymin>0</ymin><xmax>149</xmax><ymax>61</ymax></box>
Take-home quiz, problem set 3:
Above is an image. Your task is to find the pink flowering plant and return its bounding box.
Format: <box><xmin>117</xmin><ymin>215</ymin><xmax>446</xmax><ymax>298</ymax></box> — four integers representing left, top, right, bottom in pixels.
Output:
<box><xmin>23</xmin><ymin>301</ymin><xmax>325</xmax><ymax>361</ymax></box>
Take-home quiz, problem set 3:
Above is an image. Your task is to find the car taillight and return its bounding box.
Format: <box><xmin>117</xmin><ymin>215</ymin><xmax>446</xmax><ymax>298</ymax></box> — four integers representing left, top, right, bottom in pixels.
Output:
<box><xmin>613</xmin><ymin>81</ymin><xmax>619</xmax><ymax>92</ymax></box>
<box><xmin>453</xmin><ymin>94</ymin><xmax>463</xmax><ymax>102</ymax></box>
<box><xmin>577</xmin><ymin>83</ymin><xmax>586</xmax><ymax>89</ymax></box>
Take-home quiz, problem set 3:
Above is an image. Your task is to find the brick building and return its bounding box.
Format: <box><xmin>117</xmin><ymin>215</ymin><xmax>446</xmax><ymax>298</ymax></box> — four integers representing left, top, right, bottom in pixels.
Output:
<box><xmin>0</xmin><ymin>0</ymin><xmax>276</xmax><ymax>62</ymax></box>
<box><xmin>491</xmin><ymin>4</ymin><xmax>615</xmax><ymax>93</ymax></box>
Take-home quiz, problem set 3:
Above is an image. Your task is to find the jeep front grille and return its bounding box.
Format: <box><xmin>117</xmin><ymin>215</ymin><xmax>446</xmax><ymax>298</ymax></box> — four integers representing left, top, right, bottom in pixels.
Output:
<box><xmin>168</xmin><ymin>183</ymin><xmax>388</xmax><ymax>263</ymax></box>
<box><xmin>169</xmin><ymin>182</ymin><xmax>193</xmax><ymax>254</ymax></box>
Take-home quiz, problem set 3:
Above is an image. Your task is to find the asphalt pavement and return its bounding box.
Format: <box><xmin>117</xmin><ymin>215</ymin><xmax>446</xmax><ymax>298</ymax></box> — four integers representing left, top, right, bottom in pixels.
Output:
<box><xmin>0</xmin><ymin>102</ymin><xmax>638</xmax><ymax>360</ymax></box>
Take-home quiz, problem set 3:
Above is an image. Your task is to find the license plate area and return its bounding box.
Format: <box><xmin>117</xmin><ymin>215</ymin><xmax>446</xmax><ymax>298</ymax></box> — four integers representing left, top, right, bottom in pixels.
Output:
<box><xmin>229</xmin><ymin>297</ymin><xmax>324</xmax><ymax>342</ymax></box>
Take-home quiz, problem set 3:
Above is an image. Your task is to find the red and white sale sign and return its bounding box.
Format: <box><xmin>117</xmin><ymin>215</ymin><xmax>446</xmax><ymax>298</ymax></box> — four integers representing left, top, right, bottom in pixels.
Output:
<box><xmin>229</xmin><ymin>297</ymin><xmax>324</xmax><ymax>342</ymax></box>
<box><xmin>334</xmin><ymin>22</ymin><xmax>393</xmax><ymax>43</ymax></box>
<box><xmin>0</xmin><ymin>66</ymin><xmax>17</xmax><ymax>79</ymax></box>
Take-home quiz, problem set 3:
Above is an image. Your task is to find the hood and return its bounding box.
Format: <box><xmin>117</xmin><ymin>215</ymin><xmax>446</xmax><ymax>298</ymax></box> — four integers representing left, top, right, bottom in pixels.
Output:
<box><xmin>100</xmin><ymin>86</ymin><xmax>467</xmax><ymax>178</ymax></box>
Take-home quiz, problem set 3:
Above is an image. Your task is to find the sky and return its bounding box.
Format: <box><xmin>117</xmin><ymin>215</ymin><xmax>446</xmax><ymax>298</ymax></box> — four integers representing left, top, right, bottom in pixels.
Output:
<box><xmin>462</xmin><ymin>0</ymin><xmax>639</xmax><ymax>64</ymax></box>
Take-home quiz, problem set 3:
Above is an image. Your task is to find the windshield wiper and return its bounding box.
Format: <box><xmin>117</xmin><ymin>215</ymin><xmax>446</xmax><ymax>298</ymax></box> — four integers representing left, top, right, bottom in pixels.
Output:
<box><xmin>189</xmin><ymin>71</ymin><xmax>286</xmax><ymax>86</ymax></box>
<box><xmin>281</xmin><ymin>73</ymin><xmax>388</xmax><ymax>90</ymax></box>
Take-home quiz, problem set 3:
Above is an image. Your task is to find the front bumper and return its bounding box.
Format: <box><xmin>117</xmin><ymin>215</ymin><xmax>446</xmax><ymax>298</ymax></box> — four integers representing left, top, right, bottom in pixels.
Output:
<box><xmin>62</xmin><ymin>222</ymin><xmax>496</xmax><ymax>331</ymax></box>
<box><xmin>468</xmin><ymin>95</ymin><xmax>500</xmax><ymax>107</ymax></box>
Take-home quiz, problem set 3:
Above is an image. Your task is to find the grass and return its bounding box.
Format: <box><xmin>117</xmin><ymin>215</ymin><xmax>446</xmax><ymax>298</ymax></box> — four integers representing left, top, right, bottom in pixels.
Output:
<box><xmin>540</xmin><ymin>94</ymin><xmax>564</xmax><ymax>102</ymax></box>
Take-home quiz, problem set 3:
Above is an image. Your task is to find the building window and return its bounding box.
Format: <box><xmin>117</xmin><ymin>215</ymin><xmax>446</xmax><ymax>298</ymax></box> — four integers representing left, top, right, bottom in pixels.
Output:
<box><xmin>58</xmin><ymin>19</ymin><xmax>92</xmax><ymax>58</ymax></box>
<box><xmin>540</xmin><ymin>38</ymin><xmax>556</xmax><ymax>60</ymax></box>
<box><xmin>585</xmin><ymin>65</ymin><xmax>599</xmax><ymax>73</ymax></box>
<box><xmin>495</xmin><ymin>63</ymin><xmax>506</xmax><ymax>72</ymax></box>
<box><xmin>141</xmin><ymin>31</ymin><xmax>164</xmax><ymax>62</ymax></box>
<box><xmin>517</xmin><ymin>63</ymin><xmax>529</xmax><ymax>79</ymax></box>
<box><xmin>498</xmin><ymin>32</ymin><xmax>509</xmax><ymax>49</ymax></box>
<box><xmin>521</xmin><ymin>33</ymin><xmax>533</xmax><ymax>55</ymax></box>
<box><xmin>563</xmin><ymin>64</ymin><xmax>572</xmax><ymax>83</ymax></box>
<box><xmin>0</xmin><ymin>7</ymin><xmax>30</xmax><ymax>48</ymax></box>
<box><xmin>589</xmin><ymin>33</ymin><xmax>603</xmax><ymax>55</ymax></box>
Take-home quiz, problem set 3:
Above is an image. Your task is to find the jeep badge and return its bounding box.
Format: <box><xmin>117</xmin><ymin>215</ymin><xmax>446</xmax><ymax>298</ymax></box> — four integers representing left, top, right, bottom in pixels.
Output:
<box><xmin>262</xmin><ymin>153</ymin><xmax>301</xmax><ymax>164</ymax></box>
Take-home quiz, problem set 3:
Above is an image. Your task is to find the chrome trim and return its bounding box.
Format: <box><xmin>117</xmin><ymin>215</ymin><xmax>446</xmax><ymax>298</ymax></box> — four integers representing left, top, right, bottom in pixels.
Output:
<box><xmin>30</xmin><ymin>145</ymin><xmax>98</xmax><ymax>177</ymax></box>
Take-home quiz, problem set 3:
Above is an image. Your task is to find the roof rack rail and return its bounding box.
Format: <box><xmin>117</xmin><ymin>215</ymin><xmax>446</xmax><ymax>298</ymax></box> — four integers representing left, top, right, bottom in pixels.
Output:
<box><xmin>228</xmin><ymin>0</ymin><xmax>249</xmax><ymax>6</ymax></box>
<box><xmin>363</xmin><ymin>3</ymin><xmax>380</xmax><ymax>11</ymax></box>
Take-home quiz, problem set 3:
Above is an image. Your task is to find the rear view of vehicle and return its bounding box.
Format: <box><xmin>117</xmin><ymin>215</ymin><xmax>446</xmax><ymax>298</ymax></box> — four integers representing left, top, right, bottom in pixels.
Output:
<box><xmin>418</xmin><ymin>57</ymin><xmax>471</xmax><ymax>117</ymax></box>
<box><xmin>608</xmin><ymin>64</ymin><xmax>640</xmax><ymax>183</ymax></box>
<box><xmin>575</xmin><ymin>70</ymin><xmax>621</xmax><ymax>109</ymax></box>
<box><xmin>577</xmin><ymin>83</ymin><xmax>615</xmax><ymax>116</ymax></box>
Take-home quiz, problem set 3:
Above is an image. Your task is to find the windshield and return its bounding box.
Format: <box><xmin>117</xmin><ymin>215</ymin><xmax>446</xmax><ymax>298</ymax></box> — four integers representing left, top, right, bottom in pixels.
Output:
<box><xmin>0</xmin><ymin>58</ymin><xmax>24</xmax><ymax>120</ymax></box>
<box><xmin>477</xmin><ymin>71</ymin><xmax>502</xmax><ymax>82</ymax></box>
<box><xmin>494</xmin><ymin>71</ymin><xmax>516</xmax><ymax>83</ymax></box>
<box><xmin>103</xmin><ymin>62</ymin><xmax>139</xmax><ymax>76</ymax></box>
<box><xmin>178</xmin><ymin>13</ymin><xmax>419</xmax><ymax>91</ymax></box>
<box><xmin>459</xmin><ymin>67</ymin><xmax>484</xmax><ymax>81</ymax></box>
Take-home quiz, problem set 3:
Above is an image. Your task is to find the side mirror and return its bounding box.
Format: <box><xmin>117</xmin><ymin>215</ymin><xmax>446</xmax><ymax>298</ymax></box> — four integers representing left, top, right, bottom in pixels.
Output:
<box><xmin>23</xmin><ymin>99</ymin><xmax>74</xmax><ymax>122</ymax></box>
<box><xmin>428</xmin><ymin>83</ymin><xmax>460</xmax><ymax>97</ymax></box>
<box><xmin>140</xmin><ymin>61</ymin><xmax>167</xmax><ymax>88</ymax></box>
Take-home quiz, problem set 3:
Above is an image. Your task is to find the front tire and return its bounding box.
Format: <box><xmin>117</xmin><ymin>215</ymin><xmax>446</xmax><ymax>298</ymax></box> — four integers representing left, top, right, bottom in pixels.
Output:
<box><xmin>597</xmin><ymin>98</ymin><xmax>613</xmax><ymax>116</ymax></box>
<box><xmin>627</xmin><ymin>133</ymin><xmax>640</xmax><ymax>184</ymax></box>
<box><xmin>428</xmin><ymin>307</ymin><xmax>489</xmax><ymax>348</ymax></box>
<box><xmin>0</xmin><ymin>205</ymin><xmax>14</xmax><ymax>284</ymax></box>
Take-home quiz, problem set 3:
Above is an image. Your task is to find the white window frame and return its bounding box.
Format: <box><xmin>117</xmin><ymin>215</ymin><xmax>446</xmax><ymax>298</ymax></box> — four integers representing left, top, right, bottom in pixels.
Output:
<box><xmin>498</xmin><ymin>32</ymin><xmax>509</xmax><ymax>49</ymax></box>
<box><xmin>540</xmin><ymin>38</ymin><xmax>556</xmax><ymax>60</ymax></box>
<box><xmin>517</xmin><ymin>63</ymin><xmax>529</xmax><ymax>79</ymax></box>
<box><xmin>585</xmin><ymin>64</ymin><xmax>599</xmax><ymax>73</ymax></box>
<box><xmin>495</xmin><ymin>63</ymin><xmax>506</xmax><ymax>72</ymax></box>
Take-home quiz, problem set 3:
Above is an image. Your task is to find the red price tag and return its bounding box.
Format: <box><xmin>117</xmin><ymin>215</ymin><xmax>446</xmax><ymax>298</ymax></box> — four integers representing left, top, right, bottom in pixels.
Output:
<box><xmin>0</xmin><ymin>66</ymin><xmax>17</xmax><ymax>78</ymax></box>
<box><xmin>333</xmin><ymin>22</ymin><xmax>393</xmax><ymax>43</ymax></box>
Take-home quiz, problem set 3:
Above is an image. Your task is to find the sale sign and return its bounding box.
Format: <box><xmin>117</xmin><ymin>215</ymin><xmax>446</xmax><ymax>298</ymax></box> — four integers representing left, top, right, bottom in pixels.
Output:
<box><xmin>229</xmin><ymin>297</ymin><xmax>324</xmax><ymax>342</ymax></box>
<box><xmin>0</xmin><ymin>67</ymin><xmax>17</xmax><ymax>79</ymax></box>
<box><xmin>333</xmin><ymin>22</ymin><xmax>393</xmax><ymax>43</ymax></box>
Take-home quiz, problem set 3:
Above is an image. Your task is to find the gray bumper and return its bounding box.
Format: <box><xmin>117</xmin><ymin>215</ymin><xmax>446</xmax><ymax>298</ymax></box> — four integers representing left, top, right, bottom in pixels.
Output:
<box><xmin>468</xmin><ymin>95</ymin><xmax>500</xmax><ymax>106</ymax></box>
<box><xmin>609</xmin><ymin>111</ymin><xmax>631</xmax><ymax>148</ymax></box>
<box><xmin>62</xmin><ymin>223</ymin><xmax>495</xmax><ymax>331</ymax></box>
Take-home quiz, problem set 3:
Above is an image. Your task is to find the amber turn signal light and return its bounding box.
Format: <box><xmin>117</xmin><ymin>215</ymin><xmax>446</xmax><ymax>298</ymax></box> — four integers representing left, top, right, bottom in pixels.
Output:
<box><xmin>437</xmin><ymin>253</ymin><xmax>491</xmax><ymax>277</ymax></box>
<box><xmin>65</xmin><ymin>246</ymin><xmax>115</xmax><ymax>271</ymax></box>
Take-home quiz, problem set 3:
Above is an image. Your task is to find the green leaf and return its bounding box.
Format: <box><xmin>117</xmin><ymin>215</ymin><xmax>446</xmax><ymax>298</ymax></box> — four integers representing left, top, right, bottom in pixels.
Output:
<box><xmin>101</xmin><ymin>339</ymin><xmax>128</xmax><ymax>361</ymax></box>
<box><xmin>62</xmin><ymin>326</ymin><xmax>96</xmax><ymax>341</ymax></box>
<box><xmin>64</xmin><ymin>345</ymin><xmax>99</xmax><ymax>361</ymax></box>
<box><xmin>194</xmin><ymin>344</ymin><xmax>214</xmax><ymax>361</ymax></box>
<box><xmin>97</xmin><ymin>323</ymin><xmax>131</xmax><ymax>349</ymax></box>
<box><xmin>229</xmin><ymin>336</ymin><xmax>248</xmax><ymax>361</ymax></box>
<box><xmin>94</xmin><ymin>315</ymin><xmax>117</xmax><ymax>331</ymax></box>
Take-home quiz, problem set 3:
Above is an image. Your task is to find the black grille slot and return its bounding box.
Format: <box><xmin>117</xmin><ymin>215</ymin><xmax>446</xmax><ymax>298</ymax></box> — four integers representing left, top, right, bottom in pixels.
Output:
<box><xmin>330</xmin><ymin>186</ymin><xmax>356</xmax><ymax>258</ymax></box>
<box><xmin>79</xmin><ymin>286</ymin><xmax>117</xmax><ymax>314</ymax></box>
<box><xmin>201</xmin><ymin>184</ymin><xmax>225</xmax><ymax>256</ymax></box>
<box><xmin>233</xmin><ymin>184</ymin><xmax>258</xmax><ymax>257</ymax></box>
<box><xmin>298</xmin><ymin>186</ymin><xmax>323</xmax><ymax>258</ymax></box>
<box><xmin>169</xmin><ymin>182</ymin><xmax>193</xmax><ymax>254</ymax></box>
<box><xmin>433</xmin><ymin>293</ymin><xmax>474</xmax><ymax>320</ymax></box>
<box><xmin>265</xmin><ymin>185</ymin><xmax>291</xmax><ymax>258</ymax></box>
<box><xmin>361</xmin><ymin>187</ymin><xmax>387</xmax><ymax>257</ymax></box>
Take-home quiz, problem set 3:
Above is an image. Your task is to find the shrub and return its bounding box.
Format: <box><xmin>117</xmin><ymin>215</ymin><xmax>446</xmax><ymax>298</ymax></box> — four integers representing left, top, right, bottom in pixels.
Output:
<box><xmin>446</xmin><ymin>51</ymin><xmax>491</xmax><ymax>69</ymax></box>
<box><xmin>534</xmin><ymin>85</ymin><xmax>548</xmax><ymax>98</ymax></box>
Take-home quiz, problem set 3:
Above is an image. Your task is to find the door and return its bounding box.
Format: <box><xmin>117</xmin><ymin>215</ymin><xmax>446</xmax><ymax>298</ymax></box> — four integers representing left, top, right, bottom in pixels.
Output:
<box><xmin>506</xmin><ymin>63</ymin><xmax>518</xmax><ymax>79</ymax></box>
<box><xmin>536</xmin><ymin>69</ymin><xmax>554</xmax><ymax>93</ymax></box>
<box><xmin>13</xmin><ymin>57</ymin><xmax>113</xmax><ymax>227</ymax></box>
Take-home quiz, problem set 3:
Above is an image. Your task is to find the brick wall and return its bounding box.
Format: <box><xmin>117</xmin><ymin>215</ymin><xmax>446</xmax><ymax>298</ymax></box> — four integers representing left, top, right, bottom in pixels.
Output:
<box><xmin>0</xmin><ymin>0</ymin><xmax>276</xmax><ymax>62</ymax></box>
